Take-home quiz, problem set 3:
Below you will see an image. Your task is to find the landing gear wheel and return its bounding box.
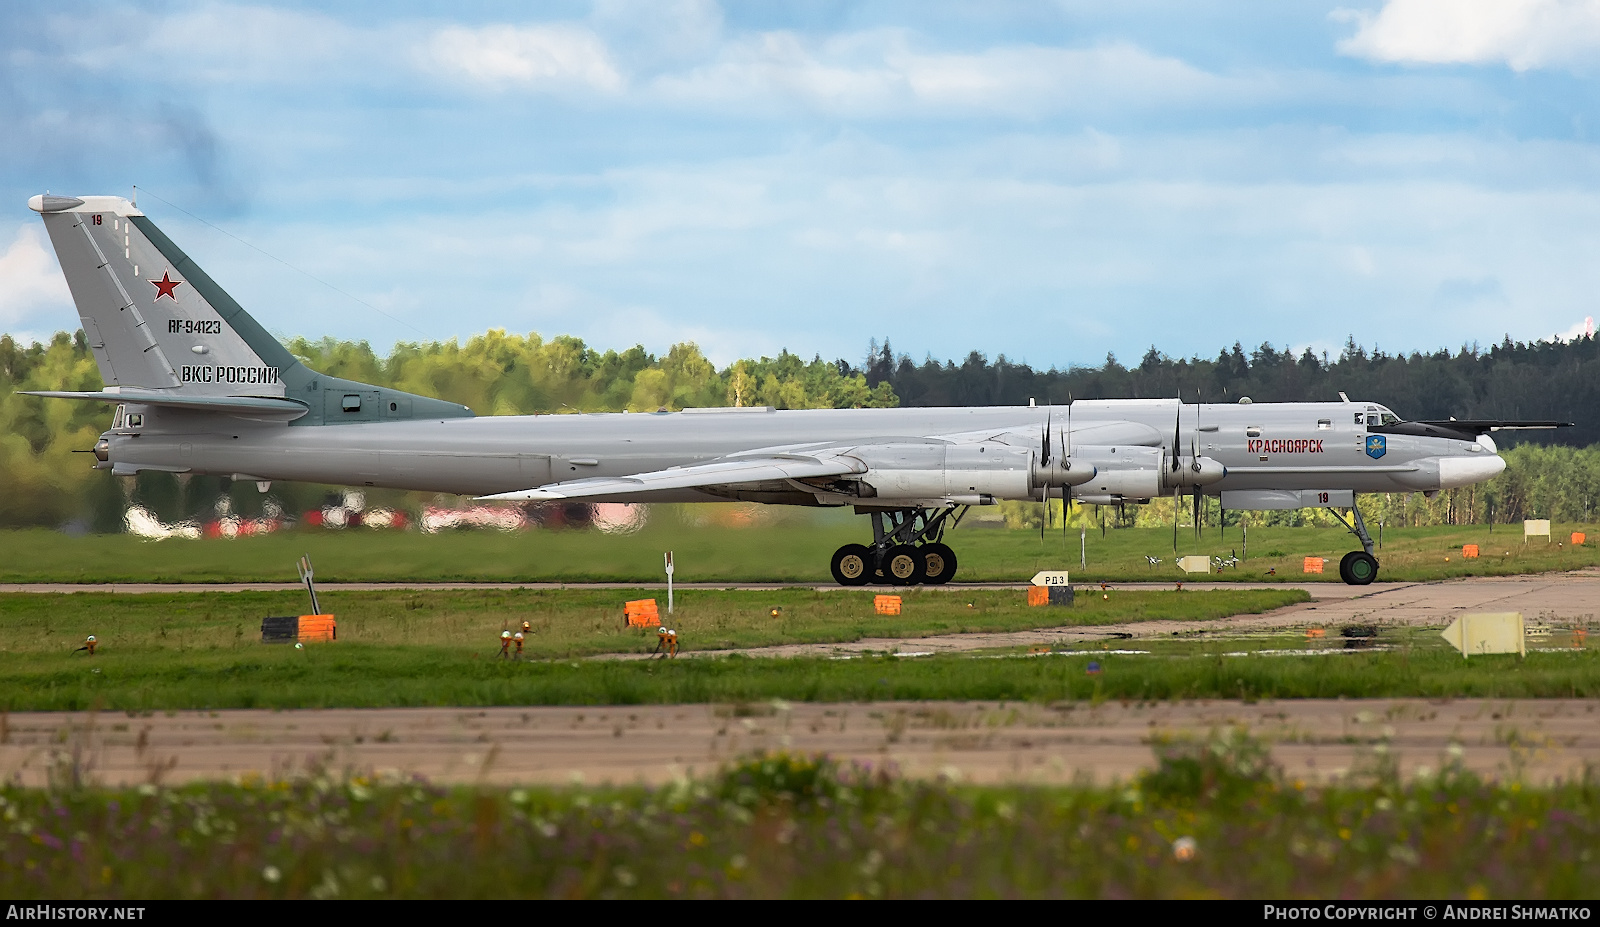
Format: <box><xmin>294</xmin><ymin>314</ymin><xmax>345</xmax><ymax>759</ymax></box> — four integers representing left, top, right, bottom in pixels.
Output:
<box><xmin>1339</xmin><ymin>550</ymin><xmax>1379</xmax><ymax>586</ymax></box>
<box><xmin>830</xmin><ymin>544</ymin><xmax>872</xmax><ymax>587</ymax></box>
<box><xmin>920</xmin><ymin>543</ymin><xmax>958</xmax><ymax>585</ymax></box>
<box><xmin>884</xmin><ymin>544</ymin><xmax>926</xmax><ymax>586</ymax></box>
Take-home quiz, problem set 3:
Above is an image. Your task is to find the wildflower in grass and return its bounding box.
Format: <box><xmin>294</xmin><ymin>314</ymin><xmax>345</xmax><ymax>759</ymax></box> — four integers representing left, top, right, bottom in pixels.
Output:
<box><xmin>1172</xmin><ymin>836</ymin><xmax>1197</xmax><ymax>861</ymax></box>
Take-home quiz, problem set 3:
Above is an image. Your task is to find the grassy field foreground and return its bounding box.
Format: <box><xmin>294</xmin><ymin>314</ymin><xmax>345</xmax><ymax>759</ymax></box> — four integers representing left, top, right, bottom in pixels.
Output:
<box><xmin>1</xmin><ymin>521</ymin><xmax>1597</xmax><ymax>584</ymax></box>
<box><xmin>3</xmin><ymin>646</ymin><xmax>1598</xmax><ymax>712</ymax></box>
<box><xmin>4</xmin><ymin>745</ymin><xmax>1598</xmax><ymax>898</ymax></box>
<box><xmin>0</xmin><ymin>587</ymin><xmax>1304</xmax><ymax>657</ymax></box>
<box><xmin>0</xmin><ymin>586</ymin><xmax>1318</xmax><ymax>710</ymax></box>
<box><xmin>3</xmin><ymin>586</ymin><xmax>1599</xmax><ymax>709</ymax></box>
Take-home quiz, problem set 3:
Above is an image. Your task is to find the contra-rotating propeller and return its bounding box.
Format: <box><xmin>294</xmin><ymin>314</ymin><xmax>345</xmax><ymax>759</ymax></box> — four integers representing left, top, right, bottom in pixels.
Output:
<box><xmin>1171</xmin><ymin>397</ymin><xmax>1183</xmax><ymax>552</ymax></box>
<box><xmin>1062</xmin><ymin>397</ymin><xmax>1072</xmax><ymax>541</ymax></box>
<box><xmin>1192</xmin><ymin>394</ymin><xmax>1202</xmax><ymax>539</ymax></box>
<box><xmin>1040</xmin><ymin>406</ymin><xmax>1051</xmax><ymax>540</ymax></box>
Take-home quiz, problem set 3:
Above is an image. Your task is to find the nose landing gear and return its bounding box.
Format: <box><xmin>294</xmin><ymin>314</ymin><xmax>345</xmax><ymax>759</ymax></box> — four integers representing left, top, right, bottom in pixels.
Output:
<box><xmin>1326</xmin><ymin>497</ymin><xmax>1380</xmax><ymax>586</ymax></box>
<box><xmin>829</xmin><ymin>506</ymin><xmax>967</xmax><ymax>587</ymax></box>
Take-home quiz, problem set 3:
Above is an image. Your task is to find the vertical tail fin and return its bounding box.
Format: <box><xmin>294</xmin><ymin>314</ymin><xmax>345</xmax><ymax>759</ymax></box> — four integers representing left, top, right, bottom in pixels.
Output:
<box><xmin>29</xmin><ymin>194</ymin><xmax>292</xmax><ymax>395</ymax></box>
<box><xmin>27</xmin><ymin>194</ymin><xmax>473</xmax><ymax>425</ymax></box>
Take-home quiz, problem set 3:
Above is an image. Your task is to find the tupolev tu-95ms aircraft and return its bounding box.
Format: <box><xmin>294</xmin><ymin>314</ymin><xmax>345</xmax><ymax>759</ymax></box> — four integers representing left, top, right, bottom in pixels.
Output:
<box><xmin>19</xmin><ymin>193</ymin><xmax>1569</xmax><ymax>585</ymax></box>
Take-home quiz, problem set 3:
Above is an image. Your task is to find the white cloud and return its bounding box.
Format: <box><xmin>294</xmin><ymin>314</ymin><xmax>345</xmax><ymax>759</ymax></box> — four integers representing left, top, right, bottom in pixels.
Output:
<box><xmin>1335</xmin><ymin>0</ymin><xmax>1600</xmax><ymax>71</ymax></box>
<box><xmin>45</xmin><ymin>5</ymin><xmax>626</xmax><ymax>96</ymax></box>
<box><xmin>56</xmin><ymin>3</ymin><xmax>369</xmax><ymax>84</ymax></box>
<box><xmin>650</xmin><ymin>31</ymin><xmax>1240</xmax><ymax>116</ymax></box>
<box><xmin>1553</xmin><ymin>316</ymin><xmax>1596</xmax><ymax>341</ymax></box>
<box><xmin>29</xmin><ymin>5</ymin><xmax>1241</xmax><ymax>117</ymax></box>
<box><xmin>0</xmin><ymin>224</ymin><xmax>71</xmax><ymax>328</ymax></box>
<box><xmin>421</xmin><ymin>24</ymin><xmax>625</xmax><ymax>91</ymax></box>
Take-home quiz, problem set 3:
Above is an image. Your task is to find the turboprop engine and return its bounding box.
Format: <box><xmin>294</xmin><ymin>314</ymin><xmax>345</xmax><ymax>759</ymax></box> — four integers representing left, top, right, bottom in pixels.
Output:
<box><xmin>1162</xmin><ymin>451</ymin><xmax>1227</xmax><ymax>490</ymax></box>
<box><xmin>850</xmin><ymin>443</ymin><xmax>1046</xmax><ymax>504</ymax></box>
<box><xmin>1063</xmin><ymin>445</ymin><xmax>1227</xmax><ymax>503</ymax></box>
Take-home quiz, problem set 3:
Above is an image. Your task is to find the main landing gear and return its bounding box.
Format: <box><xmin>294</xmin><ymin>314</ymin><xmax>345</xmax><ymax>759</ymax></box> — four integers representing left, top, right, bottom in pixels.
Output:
<box><xmin>1325</xmin><ymin>498</ymin><xmax>1380</xmax><ymax>586</ymax></box>
<box><xmin>829</xmin><ymin>507</ymin><xmax>966</xmax><ymax>587</ymax></box>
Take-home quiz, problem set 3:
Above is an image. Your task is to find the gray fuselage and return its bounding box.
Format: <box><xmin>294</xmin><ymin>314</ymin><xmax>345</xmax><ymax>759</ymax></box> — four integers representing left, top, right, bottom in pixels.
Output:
<box><xmin>104</xmin><ymin>396</ymin><xmax>1501</xmax><ymax>505</ymax></box>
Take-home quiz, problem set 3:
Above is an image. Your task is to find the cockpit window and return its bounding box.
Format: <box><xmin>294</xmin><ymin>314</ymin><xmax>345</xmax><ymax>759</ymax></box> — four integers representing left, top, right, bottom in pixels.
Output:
<box><xmin>1381</xmin><ymin>412</ymin><xmax>1400</xmax><ymax>426</ymax></box>
<box><xmin>1366</xmin><ymin>413</ymin><xmax>1380</xmax><ymax>426</ymax></box>
<box><xmin>1354</xmin><ymin>412</ymin><xmax>1366</xmax><ymax>426</ymax></box>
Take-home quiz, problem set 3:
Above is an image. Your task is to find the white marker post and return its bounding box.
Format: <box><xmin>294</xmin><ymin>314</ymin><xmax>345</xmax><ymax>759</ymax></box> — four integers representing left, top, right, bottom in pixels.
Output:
<box><xmin>664</xmin><ymin>551</ymin><xmax>675</xmax><ymax>615</ymax></box>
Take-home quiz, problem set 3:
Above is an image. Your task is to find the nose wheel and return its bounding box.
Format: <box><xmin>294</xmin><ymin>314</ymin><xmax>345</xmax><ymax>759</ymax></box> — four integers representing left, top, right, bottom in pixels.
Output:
<box><xmin>1339</xmin><ymin>550</ymin><xmax>1379</xmax><ymax>585</ymax></box>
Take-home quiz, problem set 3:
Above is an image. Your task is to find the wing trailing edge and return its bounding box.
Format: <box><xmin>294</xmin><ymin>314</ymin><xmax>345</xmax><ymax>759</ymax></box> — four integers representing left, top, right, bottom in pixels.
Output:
<box><xmin>478</xmin><ymin>454</ymin><xmax>866</xmax><ymax>501</ymax></box>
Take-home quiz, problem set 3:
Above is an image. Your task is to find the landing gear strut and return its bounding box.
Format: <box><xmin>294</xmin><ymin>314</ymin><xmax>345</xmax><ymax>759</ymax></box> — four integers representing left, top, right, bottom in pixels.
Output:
<box><xmin>829</xmin><ymin>506</ymin><xmax>966</xmax><ymax>587</ymax></box>
<box><xmin>1325</xmin><ymin>498</ymin><xmax>1379</xmax><ymax>586</ymax></box>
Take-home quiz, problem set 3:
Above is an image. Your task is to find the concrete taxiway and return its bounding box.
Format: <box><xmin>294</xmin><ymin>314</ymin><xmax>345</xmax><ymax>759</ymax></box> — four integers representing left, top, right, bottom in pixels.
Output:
<box><xmin>3</xmin><ymin>699</ymin><xmax>1596</xmax><ymax>788</ymax></box>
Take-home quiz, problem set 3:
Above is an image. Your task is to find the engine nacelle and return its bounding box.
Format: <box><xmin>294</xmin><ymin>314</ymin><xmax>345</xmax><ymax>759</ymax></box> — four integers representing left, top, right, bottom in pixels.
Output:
<box><xmin>850</xmin><ymin>443</ymin><xmax>1034</xmax><ymax>502</ymax></box>
<box><xmin>1067</xmin><ymin>446</ymin><xmax>1164</xmax><ymax>501</ymax></box>
<box><xmin>1031</xmin><ymin>456</ymin><xmax>1099</xmax><ymax>490</ymax></box>
<box><xmin>1161</xmin><ymin>454</ymin><xmax>1227</xmax><ymax>490</ymax></box>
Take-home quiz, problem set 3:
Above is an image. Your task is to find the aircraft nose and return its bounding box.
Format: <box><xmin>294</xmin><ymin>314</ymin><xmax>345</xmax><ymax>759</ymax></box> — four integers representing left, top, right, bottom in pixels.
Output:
<box><xmin>1438</xmin><ymin>453</ymin><xmax>1506</xmax><ymax>489</ymax></box>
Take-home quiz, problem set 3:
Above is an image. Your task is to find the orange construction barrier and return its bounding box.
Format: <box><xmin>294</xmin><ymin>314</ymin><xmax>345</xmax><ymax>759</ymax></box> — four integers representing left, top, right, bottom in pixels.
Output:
<box><xmin>624</xmin><ymin>599</ymin><xmax>661</xmax><ymax>628</ymax></box>
<box><xmin>1463</xmin><ymin>544</ymin><xmax>1479</xmax><ymax>559</ymax></box>
<box><xmin>874</xmin><ymin>595</ymin><xmax>902</xmax><ymax>615</ymax></box>
<box><xmin>1573</xmin><ymin>533</ymin><xmax>1586</xmax><ymax>546</ymax></box>
<box><xmin>297</xmin><ymin>615</ymin><xmax>337</xmax><ymax>642</ymax></box>
<box><xmin>1027</xmin><ymin>586</ymin><xmax>1050</xmax><ymax>607</ymax></box>
<box><xmin>1302</xmin><ymin>557</ymin><xmax>1324</xmax><ymax>574</ymax></box>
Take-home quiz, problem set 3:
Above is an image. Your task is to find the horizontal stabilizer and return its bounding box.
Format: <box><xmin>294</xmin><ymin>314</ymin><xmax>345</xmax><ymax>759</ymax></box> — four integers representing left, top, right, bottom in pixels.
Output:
<box><xmin>21</xmin><ymin>390</ymin><xmax>309</xmax><ymax>419</ymax></box>
<box><xmin>478</xmin><ymin>454</ymin><xmax>865</xmax><ymax>501</ymax></box>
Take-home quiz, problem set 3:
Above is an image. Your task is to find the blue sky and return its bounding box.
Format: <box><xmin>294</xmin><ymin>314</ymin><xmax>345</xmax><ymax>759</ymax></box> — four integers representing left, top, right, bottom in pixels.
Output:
<box><xmin>4</xmin><ymin>0</ymin><xmax>1600</xmax><ymax>369</ymax></box>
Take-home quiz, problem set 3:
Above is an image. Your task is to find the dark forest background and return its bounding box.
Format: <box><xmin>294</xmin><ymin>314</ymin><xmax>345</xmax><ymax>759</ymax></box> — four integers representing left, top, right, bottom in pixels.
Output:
<box><xmin>860</xmin><ymin>335</ymin><xmax>1594</xmax><ymax>445</ymax></box>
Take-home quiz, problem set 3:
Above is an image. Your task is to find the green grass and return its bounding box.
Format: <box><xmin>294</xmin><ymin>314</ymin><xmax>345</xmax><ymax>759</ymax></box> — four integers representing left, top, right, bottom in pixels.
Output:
<box><xmin>1</xmin><ymin>520</ymin><xmax>1597</xmax><ymax>584</ymax></box>
<box><xmin>5</xmin><ymin>745</ymin><xmax>1599</xmax><ymax>898</ymax></box>
<box><xmin>3</xmin><ymin>585</ymin><xmax>1598</xmax><ymax>710</ymax></box>
<box><xmin>0</xmin><ymin>587</ymin><xmax>1304</xmax><ymax>657</ymax></box>
<box><xmin>5</xmin><ymin>643</ymin><xmax>1598</xmax><ymax>712</ymax></box>
<box><xmin>0</xmin><ymin>586</ymin><xmax>1312</xmax><ymax>710</ymax></box>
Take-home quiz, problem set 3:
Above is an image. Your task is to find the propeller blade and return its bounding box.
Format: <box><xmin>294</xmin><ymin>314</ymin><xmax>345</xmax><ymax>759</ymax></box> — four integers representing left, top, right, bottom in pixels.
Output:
<box><xmin>1061</xmin><ymin>427</ymin><xmax>1070</xmax><ymax>541</ymax></box>
<box><xmin>1041</xmin><ymin>407</ymin><xmax>1052</xmax><ymax>467</ymax></box>
<box><xmin>1064</xmin><ymin>396</ymin><xmax>1072</xmax><ymax>459</ymax></box>
<box><xmin>1194</xmin><ymin>488</ymin><xmax>1202</xmax><ymax>540</ymax></box>
<box><xmin>1191</xmin><ymin>389</ymin><xmax>1203</xmax><ymax>473</ymax></box>
<box><xmin>1171</xmin><ymin>403</ymin><xmax>1181</xmax><ymax>472</ymax></box>
<box><xmin>1041</xmin><ymin>485</ymin><xmax>1047</xmax><ymax>541</ymax></box>
<box><xmin>1172</xmin><ymin>486</ymin><xmax>1179</xmax><ymax>553</ymax></box>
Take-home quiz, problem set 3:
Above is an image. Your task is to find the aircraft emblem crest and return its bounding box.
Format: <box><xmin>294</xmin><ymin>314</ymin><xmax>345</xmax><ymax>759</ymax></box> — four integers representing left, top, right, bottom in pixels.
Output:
<box><xmin>1365</xmin><ymin>435</ymin><xmax>1386</xmax><ymax>459</ymax></box>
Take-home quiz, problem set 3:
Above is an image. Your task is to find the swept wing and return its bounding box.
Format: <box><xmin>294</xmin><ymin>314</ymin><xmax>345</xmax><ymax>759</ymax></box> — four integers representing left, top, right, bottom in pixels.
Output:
<box><xmin>479</xmin><ymin>452</ymin><xmax>867</xmax><ymax>501</ymax></box>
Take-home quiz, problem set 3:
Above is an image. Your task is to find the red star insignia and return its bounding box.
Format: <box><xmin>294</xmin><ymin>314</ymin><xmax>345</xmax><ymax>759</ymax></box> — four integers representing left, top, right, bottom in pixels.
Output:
<box><xmin>150</xmin><ymin>271</ymin><xmax>182</xmax><ymax>301</ymax></box>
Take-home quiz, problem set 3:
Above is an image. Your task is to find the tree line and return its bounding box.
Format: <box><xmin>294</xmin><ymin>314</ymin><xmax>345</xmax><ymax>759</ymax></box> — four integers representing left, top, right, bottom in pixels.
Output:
<box><xmin>864</xmin><ymin>334</ymin><xmax>1599</xmax><ymax>446</ymax></box>
<box><xmin>1</xmin><ymin>327</ymin><xmax>1595</xmax><ymax>530</ymax></box>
